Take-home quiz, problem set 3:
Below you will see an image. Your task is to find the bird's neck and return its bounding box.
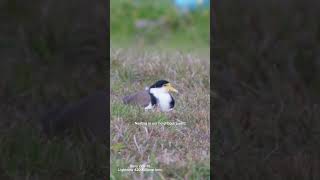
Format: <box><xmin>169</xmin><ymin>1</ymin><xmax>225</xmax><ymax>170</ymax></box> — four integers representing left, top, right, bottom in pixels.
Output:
<box><xmin>149</xmin><ymin>88</ymin><xmax>170</xmax><ymax>98</ymax></box>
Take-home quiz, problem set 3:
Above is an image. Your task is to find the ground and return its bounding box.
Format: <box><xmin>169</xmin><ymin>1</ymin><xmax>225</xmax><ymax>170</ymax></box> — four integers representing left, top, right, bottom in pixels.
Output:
<box><xmin>110</xmin><ymin>48</ymin><xmax>210</xmax><ymax>179</ymax></box>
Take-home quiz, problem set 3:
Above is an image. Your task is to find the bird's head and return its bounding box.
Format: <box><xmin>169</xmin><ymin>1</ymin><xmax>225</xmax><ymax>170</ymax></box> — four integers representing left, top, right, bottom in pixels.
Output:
<box><xmin>150</xmin><ymin>80</ymin><xmax>178</xmax><ymax>93</ymax></box>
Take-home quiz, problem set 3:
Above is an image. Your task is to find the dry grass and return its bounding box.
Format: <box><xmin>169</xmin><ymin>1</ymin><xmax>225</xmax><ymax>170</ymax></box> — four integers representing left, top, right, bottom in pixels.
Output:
<box><xmin>110</xmin><ymin>48</ymin><xmax>210</xmax><ymax>179</ymax></box>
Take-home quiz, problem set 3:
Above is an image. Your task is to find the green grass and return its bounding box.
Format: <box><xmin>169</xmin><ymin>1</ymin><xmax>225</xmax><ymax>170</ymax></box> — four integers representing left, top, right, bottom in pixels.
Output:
<box><xmin>111</xmin><ymin>102</ymin><xmax>170</xmax><ymax>123</ymax></box>
<box><xmin>111</xmin><ymin>0</ymin><xmax>210</xmax><ymax>52</ymax></box>
<box><xmin>110</xmin><ymin>48</ymin><xmax>210</xmax><ymax>179</ymax></box>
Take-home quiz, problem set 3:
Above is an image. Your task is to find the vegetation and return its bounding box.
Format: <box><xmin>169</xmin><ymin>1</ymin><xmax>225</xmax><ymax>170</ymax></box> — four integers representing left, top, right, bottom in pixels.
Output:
<box><xmin>110</xmin><ymin>1</ymin><xmax>210</xmax><ymax>178</ymax></box>
<box><xmin>0</xmin><ymin>0</ymin><xmax>107</xmax><ymax>179</ymax></box>
<box><xmin>213</xmin><ymin>0</ymin><xmax>320</xmax><ymax>179</ymax></box>
<box><xmin>111</xmin><ymin>0</ymin><xmax>210</xmax><ymax>52</ymax></box>
<box><xmin>111</xmin><ymin>49</ymin><xmax>210</xmax><ymax>179</ymax></box>
<box><xmin>0</xmin><ymin>0</ymin><xmax>210</xmax><ymax>178</ymax></box>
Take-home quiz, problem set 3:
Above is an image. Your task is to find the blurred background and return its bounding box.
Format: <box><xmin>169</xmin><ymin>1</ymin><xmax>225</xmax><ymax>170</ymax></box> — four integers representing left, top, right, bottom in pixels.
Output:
<box><xmin>111</xmin><ymin>0</ymin><xmax>210</xmax><ymax>53</ymax></box>
<box><xmin>213</xmin><ymin>0</ymin><xmax>320</xmax><ymax>179</ymax></box>
<box><xmin>0</xmin><ymin>0</ymin><xmax>108</xmax><ymax>179</ymax></box>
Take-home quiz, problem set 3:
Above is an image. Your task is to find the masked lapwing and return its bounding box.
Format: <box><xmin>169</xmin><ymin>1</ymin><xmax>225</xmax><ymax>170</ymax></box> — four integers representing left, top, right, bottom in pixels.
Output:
<box><xmin>40</xmin><ymin>91</ymin><xmax>108</xmax><ymax>140</ymax></box>
<box><xmin>123</xmin><ymin>80</ymin><xmax>178</xmax><ymax>112</ymax></box>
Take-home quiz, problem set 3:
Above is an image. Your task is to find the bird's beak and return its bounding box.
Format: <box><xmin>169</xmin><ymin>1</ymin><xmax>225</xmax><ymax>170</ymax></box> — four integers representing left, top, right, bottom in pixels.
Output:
<box><xmin>166</xmin><ymin>83</ymin><xmax>178</xmax><ymax>93</ymax></box>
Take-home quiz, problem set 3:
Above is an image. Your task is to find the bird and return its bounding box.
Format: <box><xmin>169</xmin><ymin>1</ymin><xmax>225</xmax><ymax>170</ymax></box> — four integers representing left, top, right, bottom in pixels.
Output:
<box><xmin>40</xmin><ymin>91</ymin><xmax>108</xmax><ymax>140</ymax></box>
<box><xmin>123</xmin><ymin>80</ymin><xmax>178</xmax><ymax>112</ymax></box>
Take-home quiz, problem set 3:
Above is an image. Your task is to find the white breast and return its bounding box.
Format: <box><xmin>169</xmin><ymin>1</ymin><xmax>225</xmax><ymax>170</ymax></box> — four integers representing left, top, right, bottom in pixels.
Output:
<box><xmin>157</xmin><ymin>93</ymin><xmax>172</xmax><ymax>111</ymax></box>
<box><xmin>150</xmin><ymin>87</ymin><xmax>173</xmax><ymax>112</ymax></box>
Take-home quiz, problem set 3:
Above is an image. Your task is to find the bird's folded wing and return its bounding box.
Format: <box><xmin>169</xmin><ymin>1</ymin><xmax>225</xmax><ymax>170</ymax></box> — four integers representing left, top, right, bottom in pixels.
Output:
<box><xmin>122</xmin><ymin>90</ymin><xmax>151</xmax><ymax>107</ymax></box>
<box><xmin>41</xmin><ymin>91</ymin><xmax>108</xmax><ymax>138</ymax></box>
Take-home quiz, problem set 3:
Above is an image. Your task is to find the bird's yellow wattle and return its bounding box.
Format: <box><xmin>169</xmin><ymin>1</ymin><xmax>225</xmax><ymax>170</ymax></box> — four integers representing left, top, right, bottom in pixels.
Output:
<box><xmin>165</xmin><ymin>83</ymin><xmax>178</xmax><ymax>93</ymax></box>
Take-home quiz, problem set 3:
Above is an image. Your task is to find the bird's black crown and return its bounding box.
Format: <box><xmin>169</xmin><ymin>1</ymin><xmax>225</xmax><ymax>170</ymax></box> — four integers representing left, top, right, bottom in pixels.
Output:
<box><xmin>150</xmin><ymin>80</ymin><xmax>169</xmax><ymax>88</ymax></box>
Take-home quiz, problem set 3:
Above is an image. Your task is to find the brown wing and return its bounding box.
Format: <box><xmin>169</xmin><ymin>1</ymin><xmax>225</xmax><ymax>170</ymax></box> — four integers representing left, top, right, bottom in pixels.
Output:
<box><xmin>122</xmin><ymin>90</ymin><xmax>151</xmax><ymax>107</ymax></box>
<box><xmin>41</xmin><ymin>91</ymin><xmax>108</xmax><ymax>139</ymax></box>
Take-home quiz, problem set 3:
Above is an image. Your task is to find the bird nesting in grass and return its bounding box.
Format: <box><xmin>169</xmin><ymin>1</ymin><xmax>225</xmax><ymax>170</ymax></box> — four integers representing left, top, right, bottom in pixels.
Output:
<box><xmin>40</xmin><ymin>91</ymin><xmax>108</xmax><ymax>140</ymax></box>
<box><xmin>123</xmin><ymin>80</ymin><xmax>178</xmax><ymax>112</ymax></box>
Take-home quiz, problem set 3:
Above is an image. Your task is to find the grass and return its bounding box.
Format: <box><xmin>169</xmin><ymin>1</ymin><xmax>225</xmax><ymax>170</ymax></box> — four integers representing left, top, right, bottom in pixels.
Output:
<box><xmin>213</xmin><ymin>0</ymin><xmax>320</xmax><ymax>179</ymax></box>
<box><xmin>0</xmin><ymin>0</ymin><xmax>107</xmax><ymax>179</ymax></box>
<box><xmin>111</xmin><ymin>0</ymin><xmax>210</xmax><ymax>53</ymax></box>
<box><xmin>0</xmin><ymin>0</ymin><xmax>209</xmax><ymax>178</ymax></box>
<box><xmin>0</xmin><ymin>120</ymin><xmax>108</xmax><ymax>179</ymax></box>
<box><xmin>110</xmin><ymin>48</ymin><xmax>210</xmax><ymax>179</ymax></box>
